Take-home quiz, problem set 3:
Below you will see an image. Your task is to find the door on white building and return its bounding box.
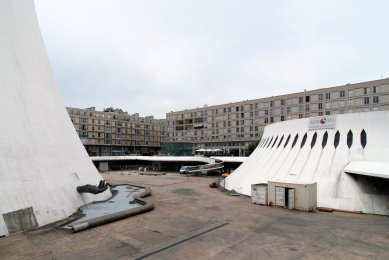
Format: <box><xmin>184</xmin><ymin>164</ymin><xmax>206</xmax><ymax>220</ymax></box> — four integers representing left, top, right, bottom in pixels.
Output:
<box><xmin>288</xmin><ymin>188</ymin><xmax>295</xmax><ymax>210</ymax></box>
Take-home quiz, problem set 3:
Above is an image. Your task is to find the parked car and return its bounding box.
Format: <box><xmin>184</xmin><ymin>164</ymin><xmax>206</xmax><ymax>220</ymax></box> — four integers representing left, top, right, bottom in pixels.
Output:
<box><xmin>179</xmin><ymin>166</ymin><xmax>198</xmax><ymax>174</ymax></box>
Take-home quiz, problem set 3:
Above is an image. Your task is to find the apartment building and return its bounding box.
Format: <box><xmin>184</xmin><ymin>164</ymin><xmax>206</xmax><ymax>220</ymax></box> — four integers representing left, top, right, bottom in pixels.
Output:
<box><xmin>67</xmin><ymin>107</ymin><xmax>166</xmax><ymax>156</ymax></box>
<box><xmin>166</xmin><ymin>78</ymin><xmax>389</xmax><ymax>156</ymax></box>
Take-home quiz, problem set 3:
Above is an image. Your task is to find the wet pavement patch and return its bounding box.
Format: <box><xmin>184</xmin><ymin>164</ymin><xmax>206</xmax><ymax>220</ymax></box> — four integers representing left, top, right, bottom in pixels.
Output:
<box><xmin>172</xmin><ymin>188</ymin><xmax>200</xmax><ymax>197</ymax></box>
<box><xmin>62</xmin><ymin>184</ymin><xmax>153</xmax><ymax>233</ymax></box>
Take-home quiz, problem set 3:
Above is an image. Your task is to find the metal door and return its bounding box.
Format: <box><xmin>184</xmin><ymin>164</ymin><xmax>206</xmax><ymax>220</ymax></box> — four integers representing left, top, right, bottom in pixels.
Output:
<box><xmin>288</xmin><ymin>189</ymin><xmax>295</xmax><ymax>209</ymax></box>
<box><xmin>275</xmin><ymin>187</ymin><xmax>285</xmax><ymax>207</ymax></box>
<box><xmin>258</xmin><ymin>185</ymin><xmax>267</xmax><ymax>205</ymax></box>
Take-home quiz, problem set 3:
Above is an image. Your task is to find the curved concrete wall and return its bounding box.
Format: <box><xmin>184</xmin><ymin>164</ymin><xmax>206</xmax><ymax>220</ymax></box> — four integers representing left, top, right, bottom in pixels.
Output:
<box><xmin>0</xmin><ymin>0</ymin><xmax>111</xmax><ymax>236</ymax></box>
<box><xmin>226</xmin><ymin>111</ymin><xmax>389</xmax><ymax>215</ymax></box>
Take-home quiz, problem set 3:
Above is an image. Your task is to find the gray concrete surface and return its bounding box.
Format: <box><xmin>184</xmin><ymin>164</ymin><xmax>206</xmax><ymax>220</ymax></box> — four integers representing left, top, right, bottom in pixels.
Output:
<box><xmin>0</xmin><ymin>171</ymin><xmax>388</xmax><ymax>259</ymax></box>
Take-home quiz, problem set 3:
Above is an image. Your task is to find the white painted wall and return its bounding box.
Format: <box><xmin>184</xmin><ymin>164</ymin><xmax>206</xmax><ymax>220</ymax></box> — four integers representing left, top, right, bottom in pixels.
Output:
<box><xmin>226</xmin><ymin>111</ymin><xmax>389</xmax><ymax>215</ymax></box>
<box><xmin>0</xmin><ymin>0</ymin><xmax>111</xmax><ymax>236</ymax></box>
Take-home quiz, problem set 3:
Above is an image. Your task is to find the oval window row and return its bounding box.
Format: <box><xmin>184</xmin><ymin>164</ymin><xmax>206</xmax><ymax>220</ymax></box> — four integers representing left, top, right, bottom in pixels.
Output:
<box><xmin>260</xmin><ymin>129</ymin><xmax>367</xmax><ymax>150</ymax></box>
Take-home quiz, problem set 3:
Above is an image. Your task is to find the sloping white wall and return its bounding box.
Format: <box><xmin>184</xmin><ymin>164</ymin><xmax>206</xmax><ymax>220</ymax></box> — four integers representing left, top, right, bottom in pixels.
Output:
<box><xmin>226</xmin><ymin>111</ymin><xmax>389</xmax><ymax>215</ymax></box>
<box><xmin>0</xmin><ymin>0</ymin><xmax>111</xmax><ymax>236</ymax></box>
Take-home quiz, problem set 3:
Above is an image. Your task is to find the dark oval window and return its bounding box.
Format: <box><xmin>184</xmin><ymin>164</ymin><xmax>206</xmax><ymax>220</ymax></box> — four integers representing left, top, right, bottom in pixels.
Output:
<box><xmin>260</xmin><ymin>138</ymin><xmax>266</xmax><ymax>147</ymax></box>
<box><xmin>347</xmin><ymin>130</ymin><xmax>353</xmax><ymax>148</ymax></box>
<box><xmin>267</xmin><ymin>137</ymin><xmax>273</xmax><ymax>148</ymax></box>
<box><xmin>301</xmin><ymin>133</ymin><xmax>308</xmax><ymax>148</ymax></box>
<box><xmin>361</xmin><ymin>129</ymin><xmax>367</xmax><ymax>148</ymax></box>
<box><xmin>322</xmin><ymin>131</ymin><xmax>328</xmax><ymax>148</ymax></box>
<box><xmin>284</xmin><ymin>134</ymin><xmax>291</xmax><ymax>148</ymax></box>
<box><xmin>277</xmin><ymin>135</ymin><xmax>284</xmax><ymax>148</ymax></box>
<box><xmin>292</xmin><ymin>134</ymin><xmax>299</xmax><ymax>148</ymax></box>
<box><xmin>263</xmin><ymin>137</ymin><xmax>269</xmax><ymax>147</ymax></box>
<box><xmin>311</xmin><ymin>132</ymin><xmax>317</xmax><ymax>148</ymax></box>
<box><xmin>271</xmin><ymin>136</ymin><xmax>279</xmax><ymax>148</ymax></box>
<box><xmin>334</xmin><ymin>131</ymin><xmax>340</xmax><ymax>148</ymax></box>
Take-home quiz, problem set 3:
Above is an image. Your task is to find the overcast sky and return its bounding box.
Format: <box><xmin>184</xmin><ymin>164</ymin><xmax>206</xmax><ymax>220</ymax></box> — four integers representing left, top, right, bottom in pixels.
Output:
<box><xmin>35</xmin><ymin>0</ymin><xmax>389</xmax><ymax>119</ymax></box>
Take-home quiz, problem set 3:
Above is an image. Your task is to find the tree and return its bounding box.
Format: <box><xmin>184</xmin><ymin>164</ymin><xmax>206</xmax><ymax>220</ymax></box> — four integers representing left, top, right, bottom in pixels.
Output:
<box><xmin>247</xmin><ymin>139</ymin><xmax>261</xmax><ymax>156</ymax></box>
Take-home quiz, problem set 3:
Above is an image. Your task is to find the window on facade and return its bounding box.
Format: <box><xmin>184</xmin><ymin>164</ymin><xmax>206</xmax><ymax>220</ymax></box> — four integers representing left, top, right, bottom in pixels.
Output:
<box><xmin>300</xmin><ymin>133</ymin><xmax>307</xmax><ymax>148</ymax></box>
<box><xmin>277</xmin><ymin>135</ymin><xmax>284</xmax><ymax>148</ymax></box>
<box><xmin>281</xmin><ymin>99</ymin><xmax>285</xmax><ymax>106</ymax></box>
<box><xmin>265</xmin><ymin>110</ymin><xmax>268</xmax><ymax>115</ymax></box>
<box><xmin>305</xmin><ymin>104</ymin><xmax>310</xmax><ymax>111</ymax></box>
<box><xmin>373</xmin><ymin>96</ymin><xmax>379</xmax><ymax>104</ymax></box>
<box><xmin>299</xmin><ymin>97</ymin><xmax>303</xmax><ymax>103</ymax></box>
<box><xmin>299</xmin><ymin>114</ymin><xmax>303</xmax><ymax>118</ymax></box>
<box><xmin>264</xmin><ymin>117</ymin><xmax>268</xmax><ymax>123</ymax></box>
<box><xmin>347</xmin><ymin>130</ymin><xmax>353</xmax><ymax>148</ymax></box>
<box><xmin>318</xmin><ymin>94</ymin><xmax>323</xmax><ymax>101</ymax></box>
<box><xmin>236</xmin><ymin>127</ymin><xmax>239</xmax><ymax>132</ymax></box>
<box><xmin>299</xmin><ymin>105</ymin><xmax>303</xmax><ymax>112</ymax></box>
<box><xmin>270</xmin><ymin>117</ymin><xmax>274</xmax><ymax>123</ymax></box>
<box><xmin>287</xmin><ymin>99</ymin><xmax>292</xmax><ymax>105</ymax></box>
<box><xmin>334</xmin><ymin>131</ymin><xmax>340</xmax><ymax>148</ymax></box>
<box><xmin>292</xmin><ymin>134</ymin><xmax>299</xmax><ymax>148</ymax></box>
<box><xmin>373</xmin><ymin>86</ymin><xmax>379</xmax><ymax>93</ymax></box>
<box><xmin>318</xmin><ymin>112</ymin><xmax>323</xmax><ymax>116</ymax></box>
<box><xmin>311</xmin><ymin>132</ymin><xmax>317</xmax><ymax>148</ymax></box>
<box><xmin>263</xmin><ymin>137</ymin><xmax>269</xmax><ymax>147</ymax></box>
<box><xmin>255</xmin><ymin>111</ymin><xmax>258</xmax><ymax>116</ymax></box>
<box><xmin>267</xmin><ymin>137</ymin><xmax>273</xmax><ymax>148</ymax></box>
<box><xmin>305</xmin><ymin>96</ymin><xmax>310</xmax><ymax>102</ymax></box>
<box><xmin>325</xmin><ymin>111</ymin><xmax>331</xmax><ymax>115</ymax></box>
<box><xmin>348</xmin><ymin>99</ymin><xmax>353</xmax><ymax>106</ymax></box>
<box><xmin>284</xmin><ymin>134</ymin><xmax>291</xmax><ymax>148</ymax></box>
<box><xmin>326</xmin><ymin>93</ymin><xmax>331</xmax><ymax>99</ymax></box>
<box><xmin>241</xmin><ymin>127</ymin><xmax>244</xmax><ymax>132</ymax></box>
<box><xmin>281</xmin><ymin>108</ymin><xmax>284</xmax><ymax>115</ymax></box>
<box><xmin>270</xmin><ymin>101</ymin><xmax>274</xmax><ymax>107</ymax></box>
<box><xmin>281</xmin><ymin>116</ymin><xmax>285</xmax><ymax>121</ymax></box>
<box><xmin>287</xmin><ymin>107</ymin><xmax>291</xmax><ymax>113</ymax></box>
<box><xmin>340</xmin><ymin>91</ymin><xmax>345</xmax><ymax>98</ymax></box>
<box><xmin>272</xmin><ymin>136</ymin><xmax>278</xmax><ymax>148</ymax></box>
<box><xmin>360</xmin><ymin>129</ymin><xmax>367</xmax><ymax>148</ymax></box>
<box><xmin>364</xmin><ymin>87</ymin><xmax>370</xmax><ymax>95</ymax></box>
<box><xmin>321</xmin><ymin>131</ymin><xmax>328</xmax><ymax>148</ymax></box>
<box><xmin>364</xmin><ymin>97</ymin><xmax>370</xmax><ymax>105</ymax></box>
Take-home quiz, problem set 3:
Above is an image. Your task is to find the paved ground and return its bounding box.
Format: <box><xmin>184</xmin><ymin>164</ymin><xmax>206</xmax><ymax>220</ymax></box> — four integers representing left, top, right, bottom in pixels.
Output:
<box><xmin>1</xmin><ymin>171</ymin><xmax>388</xmax><ymax>259</ymax></box>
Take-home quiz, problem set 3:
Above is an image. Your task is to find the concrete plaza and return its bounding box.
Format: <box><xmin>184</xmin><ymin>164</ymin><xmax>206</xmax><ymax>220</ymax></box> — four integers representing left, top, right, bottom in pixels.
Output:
<box><xmin>0</xmin><ymin>171</ymin><xmax>388</xmax><ymax>259</ymax></box>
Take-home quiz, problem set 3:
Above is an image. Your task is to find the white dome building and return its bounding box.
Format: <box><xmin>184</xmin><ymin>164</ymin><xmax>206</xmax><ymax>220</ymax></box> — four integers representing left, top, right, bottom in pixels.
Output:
<box><xmin>226</xmin><ymin>111</ymin><xmax>389</xmax><ymax>215</ymax></box>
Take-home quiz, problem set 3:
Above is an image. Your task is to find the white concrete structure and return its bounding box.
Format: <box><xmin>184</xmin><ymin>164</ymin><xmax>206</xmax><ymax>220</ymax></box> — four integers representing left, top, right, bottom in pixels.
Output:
<box><xmin>226</xmin><ymin>111</ymin><xmax>389</xmax><ymax>215</ymax></box>
<box><xmin>0</xmin><ymin>0</ymin><xmax>111</xmax><ymax>236</ymax></box>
